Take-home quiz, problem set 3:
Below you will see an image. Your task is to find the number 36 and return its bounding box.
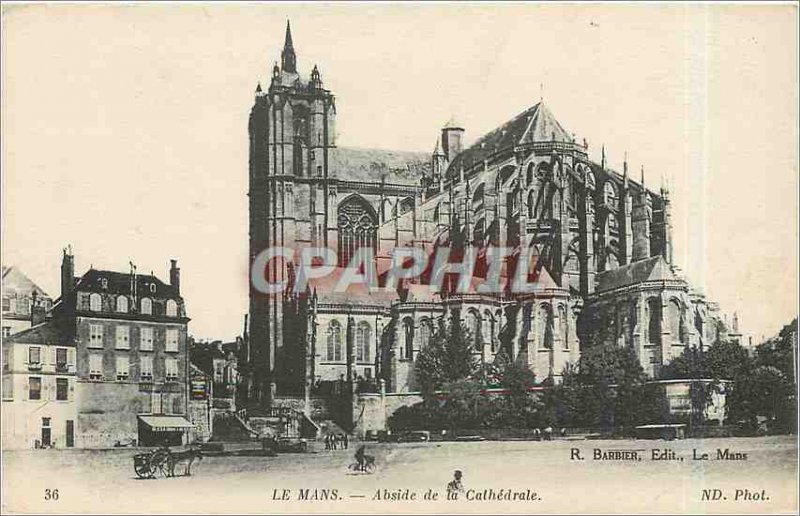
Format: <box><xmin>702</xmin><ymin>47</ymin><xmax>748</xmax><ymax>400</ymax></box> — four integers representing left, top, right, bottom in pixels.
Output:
<box><xmin>44</xmin><ymin>489</ymin><xmax>59</xmax><ymax>501</ymax></box>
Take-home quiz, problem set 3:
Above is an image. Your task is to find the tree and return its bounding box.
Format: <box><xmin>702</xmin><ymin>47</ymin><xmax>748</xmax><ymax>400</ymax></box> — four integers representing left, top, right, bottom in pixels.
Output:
<box><xmin>755</xmin><ymin>318</ymin><xmax>797</xmax><ymax>382</ymax></box>
<box><xmin>548</xmin><ymin>345</ymin><xmax>654</xmax><ymax>431</ymax></box>
<box><xmin>414</xmin><ymin>310</ymin><xmax>479</xmax><ymax>395</ymax></box>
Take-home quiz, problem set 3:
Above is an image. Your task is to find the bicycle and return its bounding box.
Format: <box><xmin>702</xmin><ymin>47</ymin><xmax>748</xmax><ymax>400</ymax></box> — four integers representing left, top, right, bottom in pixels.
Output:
<box><xmin>347</xmin><ymin>455</ymin><xmax>377</xmax><ymax>474</ymax></box>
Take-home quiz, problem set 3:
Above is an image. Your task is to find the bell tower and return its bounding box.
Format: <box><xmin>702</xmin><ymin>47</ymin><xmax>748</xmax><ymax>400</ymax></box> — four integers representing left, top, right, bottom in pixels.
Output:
<box><xmin>247</xmin><ymin>21</ymin><xmax>337</xmax><ymax>405</ymax></box>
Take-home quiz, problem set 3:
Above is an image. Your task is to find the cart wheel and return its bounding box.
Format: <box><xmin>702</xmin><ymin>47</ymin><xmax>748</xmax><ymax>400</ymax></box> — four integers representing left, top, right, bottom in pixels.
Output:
<box><xmin>150</xmin><ymin>450</ymin><xmax>172</xmax><ymax>478</ymax></box>
<box><xmin>134</xmin><ymin>462</ymin><xmax>152</xmax><ymax>479</ymax></box>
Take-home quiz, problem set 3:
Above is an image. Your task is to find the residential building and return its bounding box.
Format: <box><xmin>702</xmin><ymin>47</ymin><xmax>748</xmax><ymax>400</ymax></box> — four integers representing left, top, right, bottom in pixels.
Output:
<box><xmin>2</xmin><ymin>266</ymin><xmax>53</xmax><ymax>337</ymax></box>
<box><xmin>1</xmin><ymin>249</ymin><xmax>192</xmax><ymax>448</ymax></box>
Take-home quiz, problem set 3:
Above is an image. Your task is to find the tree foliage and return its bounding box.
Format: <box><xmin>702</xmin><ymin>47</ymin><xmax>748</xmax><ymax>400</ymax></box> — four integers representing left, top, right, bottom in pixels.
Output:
<box><xmin>414</xmin><ymin>310</ymin><xmax>479</xmax><ymax>395</ymax></box>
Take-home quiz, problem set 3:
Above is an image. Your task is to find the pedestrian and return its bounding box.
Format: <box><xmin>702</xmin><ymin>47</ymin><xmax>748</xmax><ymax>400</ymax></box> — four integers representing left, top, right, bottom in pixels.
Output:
<box><xmin>333</xmin><ymin>434</ymin><xmax>339</xmax><ymax>450</ymax></box>
<box><xmin>324</xmin><ymin>434</ymin><xmax>330</xmax><ymax>450</ymax></box>
<box><xmin>447</xmin><ymin>470</ymin><xmax>465</xmax><ymax>495</ymax></box>
<box><xmin>343</xmin><ymin>433</ymin><xmax>349</xmax><ymax>450</ymax></box>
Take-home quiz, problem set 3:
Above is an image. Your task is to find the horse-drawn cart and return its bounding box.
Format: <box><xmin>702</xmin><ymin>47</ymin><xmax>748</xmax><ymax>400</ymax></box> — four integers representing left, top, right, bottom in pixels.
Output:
<box><xmin>133</xmin><ymin>446</ymin><xmax>203</xmax><ymax>479</ymax></box>
<box><xmin>133</xmin><ymin>448</ymin><xmax>172</xmax><ymax>479</ymax></box>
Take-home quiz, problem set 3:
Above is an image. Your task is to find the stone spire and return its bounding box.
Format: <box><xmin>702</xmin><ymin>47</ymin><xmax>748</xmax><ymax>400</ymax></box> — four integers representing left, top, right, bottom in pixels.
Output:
<box><xmin>281</xmin><ymin>20</ymin><xmax>297</xmax><ymax>73</ymax></box>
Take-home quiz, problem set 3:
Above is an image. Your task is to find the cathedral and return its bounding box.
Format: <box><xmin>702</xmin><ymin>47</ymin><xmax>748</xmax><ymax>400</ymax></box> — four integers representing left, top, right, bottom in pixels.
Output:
<box><xmin>243</xmin><ymin>22</ymin><xmax>728</xmax><ymax>406</ymax></box>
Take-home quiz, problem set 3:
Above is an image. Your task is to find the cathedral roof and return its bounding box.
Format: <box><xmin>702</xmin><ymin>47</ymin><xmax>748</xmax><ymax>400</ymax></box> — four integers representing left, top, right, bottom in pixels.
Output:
<box><xmin>330</xmin><ymin>147</ymin><xmax>430</xmax><ymax>184</ymax></box>
<box><xmin>595</xmin><ymin>255</ymin><xmax>681</xmax><ymax>292</ymax></box>
<box><xmin>447</xmin><ymin>101</ymin><xmax>572</xmax><ymax>175</ymax></box>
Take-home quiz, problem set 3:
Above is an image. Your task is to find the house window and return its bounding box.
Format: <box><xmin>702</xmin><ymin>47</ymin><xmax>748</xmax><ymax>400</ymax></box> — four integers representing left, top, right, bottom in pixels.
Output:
<box><xmin>88</xmin><ymin>324</ymin><xmax>104</xmax><ymax>348</ymax></box>
<box><xmin>356</xmin><ymin>321</ymin><xmax>371</xmax><ymax>362</ymax></box>
<box><xmin>140</xmin><ymin>298</ymin><xmax>152</xmax><ymax>315</ymax></box>
<box><xmin>1</xmin><ymin>297</ymin><xmax>9</xmax><ymax>311</ymax></box>
<box><xmin>56</xmin><ymin>348</ymin><xmax>68</xmax><ymax>371</ymax></box>
<box><xmin>29</xmin><ymin>376</ymin><xmax>42</xmax><ymax>400</ymax></box>
<box><xmin>165</xmin><ymin>358</ymin><xmax>178</xmax><ymax>381</ymax></box>
<box><xmin>56</xmin><ymin>378</ymin><xmax>68</xmax><ymax>401</ymax></box>
<box><xmin>116</xmin><ymin>356</ymin><xmax>129</xmax><ymax>381</ymax></box>
<box><xmin>326</xmin><ymin>321</ymin><xmax>343</xmax><ymax>361</ymax></box>
<box><xmin>165</xmin><ymin>329</ymin><xmax>179</xmax><ymax>352</ymax></box>
<box><xmin>28</xmin><ymin>346</ymin><xmax>41</xmax><ymax>365</ymax></box>
<box><xmin>166</xmin><ymin>300</ymin><xmax>178</xmax><ymax>317</ymax></box>
<box><xmin>140</xmin><ymin>327</ymin><xmax>154</xmax><ymax>351</ymax></box>
<box><xmin>115</xmin><ymin>326</ymin><xmax>130</xmax><ymax>350</ymax></box>
<box><xmin>116</xmin><ymin>296</ymin><xmax>129</xmax><ymax>313</ymax></box>
<box><xmin>2</xmin><ymin>326</ymin><xmax>10</xmax><ymax>337</ymax></box>
<box><xmin>140</xmin><ymin>356</ymin><xmax>153</xmax><ymax>381</ymax></box>
<box><xmin>89</xmin><ymin>293</ymin><xmax>102</xmax><ymax>312</ymax></box>
<box><xmin>2</xmin><ymin>347</ymin><xmax>9</xmax><ymax>372</ymax></box>
<box><xmin>89</xmin><ymin>354</ymin><xmax>103</xmax><ymax>380</ymax></box>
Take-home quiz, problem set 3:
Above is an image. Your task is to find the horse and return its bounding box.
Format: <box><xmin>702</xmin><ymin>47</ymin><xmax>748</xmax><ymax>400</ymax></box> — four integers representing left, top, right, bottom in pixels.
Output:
<box><xmin>166</xmin><ymin>447</ymin><xmax>203</xmax><ymax>477</ymax></box>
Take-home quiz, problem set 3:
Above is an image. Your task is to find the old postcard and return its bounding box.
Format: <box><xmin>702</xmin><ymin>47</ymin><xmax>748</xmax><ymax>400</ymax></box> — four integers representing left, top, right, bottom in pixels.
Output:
<box><xmin>1</xmin><ymin>2</ymin><xmax>798</xmax><ymax>515</ymax></box>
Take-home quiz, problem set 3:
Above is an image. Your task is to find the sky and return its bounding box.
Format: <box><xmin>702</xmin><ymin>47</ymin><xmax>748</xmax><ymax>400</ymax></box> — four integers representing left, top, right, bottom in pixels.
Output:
<box><xmin>2</xmin><ymin>3</ymin><xmax>797</xmax><ymax>342</ymax></box>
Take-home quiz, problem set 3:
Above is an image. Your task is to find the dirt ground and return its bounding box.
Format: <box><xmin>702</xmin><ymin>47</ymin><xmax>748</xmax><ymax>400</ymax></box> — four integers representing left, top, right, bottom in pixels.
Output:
<box><xmin>2</xmin><ymin>435</ymin><xmax>797</xmax><ymax>514</ymax></box>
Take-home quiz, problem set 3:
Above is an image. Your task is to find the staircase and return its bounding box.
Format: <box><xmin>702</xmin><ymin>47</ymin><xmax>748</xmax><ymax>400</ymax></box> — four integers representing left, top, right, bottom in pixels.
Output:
<box><xmin>211</xmin><ymin>411</ymin><xmax>259</xmax><ymax>441</ymax></box>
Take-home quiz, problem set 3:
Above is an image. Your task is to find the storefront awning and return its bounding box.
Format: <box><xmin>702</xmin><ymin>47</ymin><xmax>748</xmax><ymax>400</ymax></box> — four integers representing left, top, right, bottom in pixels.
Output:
<box><xmin>138</xmin><ymin>415</ymin><xmax>194</xmax><ymax>432</ymax></box>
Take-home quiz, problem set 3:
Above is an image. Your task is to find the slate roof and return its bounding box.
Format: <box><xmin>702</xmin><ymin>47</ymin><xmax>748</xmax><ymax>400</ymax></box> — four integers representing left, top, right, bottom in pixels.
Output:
<box><xmin>595</xmin><ymin>255</ymin><xmax>679</xmax><ymax>292</ymax></box>
<box><xmin>4</xmin><ymin>319</ymin><xmax>74</xmax><ymax>346</ymax></box>
<box><xmin>330</xmin><ymin>147</ymin><xmax>430</xmax><ymax>184</ymax></box>
<box><xmin>74</xmin><ymin>269</ymin><xmax>178</xmax><ymax>298</ymax></box>
<box><xmin>447</xmin><ymin>101</ymin><xmax>572</xmax><ymax>175</ymax></box>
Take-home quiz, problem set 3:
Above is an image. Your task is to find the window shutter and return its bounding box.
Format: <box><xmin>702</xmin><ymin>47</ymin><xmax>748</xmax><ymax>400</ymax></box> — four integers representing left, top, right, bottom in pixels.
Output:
<box><xmin>51</xmin><ymin>347</ymin><xmax>57</xmax><ymax>365</ymax></box>
<box><xmin>22</xmin><ymin>379</ymin><xmax>28</xmax><ymax>400</ymax></box>
<box><xmin>67</xmin><ymin>349</ymin><xmax>76</xmax><ymax>367</ymax></box>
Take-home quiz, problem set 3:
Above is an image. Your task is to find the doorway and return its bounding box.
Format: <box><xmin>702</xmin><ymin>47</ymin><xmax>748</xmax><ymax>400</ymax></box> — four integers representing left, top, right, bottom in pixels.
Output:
<box><xmin>41</xmin><ymin>417</ymin><xmax>51</xmax><ymax>447</ymax></box>
<box><xmin>66</xmin><ymin>420</ymin><xmax>74</xmax><ymax>447</ymax></box>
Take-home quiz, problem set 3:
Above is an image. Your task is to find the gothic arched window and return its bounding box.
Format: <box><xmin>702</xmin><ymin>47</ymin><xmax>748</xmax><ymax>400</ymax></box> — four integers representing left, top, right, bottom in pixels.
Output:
<box><xmin>558</xmin><ymin>305</ymin><xmax>569</xmax><ymax>349</ymax></box>
<box><xmin>356</xmin><ymin>321</ymin><xmax>371</xmax><ymax>363</ymax></box>
<box><xmin>466</xmin><ymin>309</ymin><xmax>482</xmax><ymax>346</ymax></box>
<box><xmin>337</xmin><ymin>195</ymin><xmax>378</xmax><ymax>267</ymax></box>
<box><xmin>538</xmin><ymin>304</ymin><xmax>553</xmax><ymax>349</ymax></box>
<box><xmin>116</xmin><ymin>295</ymin><xmax>128</xmax><ymax>313</ymax></box>
<box><xmin>418</xmin><ymin>319</ymin><xmax>432</xmax><ymax>349</ymax></box>
<box><xmin>140</xmin><ymin>297</ymin><xmax>152</xmax><ymax>315</ymax></box>
<box><xmin>400</xmin><ymin>318</ymin><xmax>414</xmax><ymax>360</ymax></box>
<box><xmin>647</xmin><ymin>297</ymin><xmax>661</xmax><ymax>345</ymax></box>
<box><xmin>327</xmin><ymin>321</ymin><xmax>343</xmax><ymax>362</ymax></box>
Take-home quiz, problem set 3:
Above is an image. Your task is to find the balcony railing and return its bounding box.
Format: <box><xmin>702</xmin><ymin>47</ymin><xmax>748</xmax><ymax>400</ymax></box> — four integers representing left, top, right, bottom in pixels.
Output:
<box><xmin>27</xmin><ymin>362</ymin><xmax>42</xmax><ymax>371</ymax></box>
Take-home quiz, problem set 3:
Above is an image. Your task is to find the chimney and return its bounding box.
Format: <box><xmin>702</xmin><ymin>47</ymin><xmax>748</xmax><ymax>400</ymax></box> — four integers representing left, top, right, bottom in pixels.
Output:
<box><xmin>30</xmin><ymin>291</ymin><xmax>46</xmax><ymax>326</ymax></box>
<box><xmin>170</xmin><ymin>259</ymin><xmax>180</xmax><ymax>293</ymax></box>
<box><xmin>61</xmin><ymin>246</ymin><xmax>75</xmax><ymax>300</ymax></box>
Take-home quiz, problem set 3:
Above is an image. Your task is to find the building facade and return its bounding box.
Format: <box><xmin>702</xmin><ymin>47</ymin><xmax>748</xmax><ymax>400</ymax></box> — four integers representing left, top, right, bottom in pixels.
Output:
<box><xmin>1</xmin><ymin>250</ymin><xmax>192</xmax><ymax>449</ymax></box>
<box><xmin>1</xmin><ymin>320</ymin><xmax>77</xmax><ymax>449</ymax></box>
<box><xmin>243</xmin><ymin>23</ymin><xmax>730</xmax><ymax>406</ymax></box>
